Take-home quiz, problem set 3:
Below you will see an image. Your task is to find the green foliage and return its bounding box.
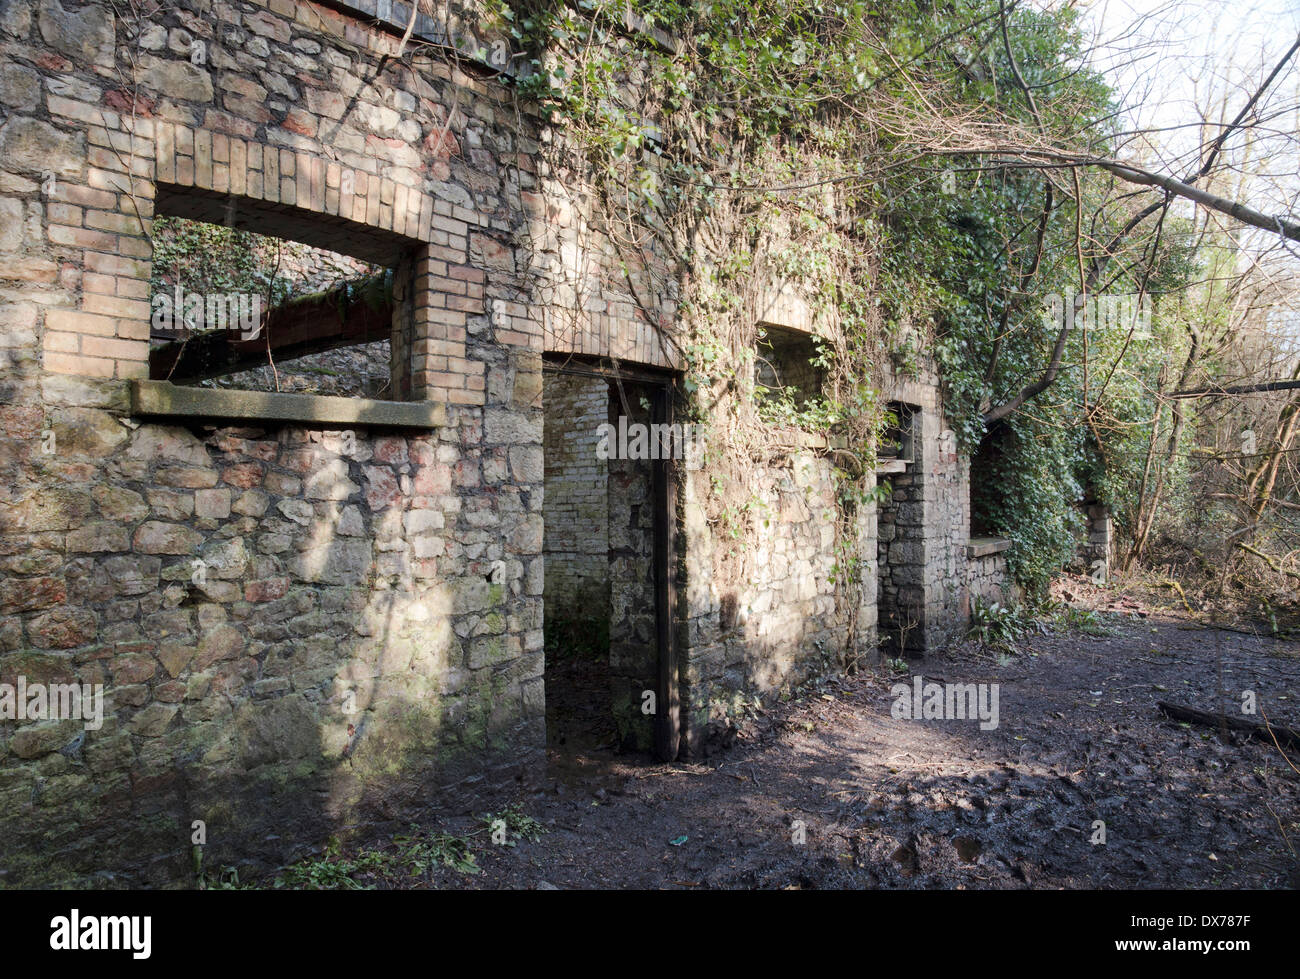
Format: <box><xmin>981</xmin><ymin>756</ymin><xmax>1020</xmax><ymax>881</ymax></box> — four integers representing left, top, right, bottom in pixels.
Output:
<box><xmin>480</xmin><ymin>804</ymin><xmax>546</xmax><ymax>844</ymax></box>
<box><xmin>884</xmin><ymin>656</ymin><xmax>909</xmax><ymax>675</ymax></box>
<box><xmin>754</xmin><ymin>380</ymin><xmax>838</xmax><ymax>431</ymax></box>
<box><xmin>151</xmin><ymin>216</ymin><xmax>267</xmax><ymax>298</ymax></box>
<box><xmin>967</xmin><ymin>595</ymin><xmax>1036</xmax><ymax>652</ymax></box>
<box><xmin>197</xmin><ymin>866</ymin><xmax>244</xmax><ymax>890</ymax></box>
<box><xmin>389</xmin><ymin>828</ymin><xmax>481</xmax><ymax>876</ymax></box>
<box><xmin>492</xmin><ymin>0</ymin><xmax>1202</xmax><ymax>594</ymax></box>
<box><xmin>274</xmin><ymin>837</ymin><xmax>391</xmax><ymax>890</ymax></box>
<box><xmin>1051</xmin><ymin>604</ymin><xmax>1110</xmax><ymax>636</ymax></box>
<box><xmin>150</xmin><ymin>216</ymin><xmax>385</xmax><ymax>314</ymax></box>
<box><xmin>260</xmin><ymin>814</ymin><xmax>547</xmax><ymax>889</ymax></box>
<box><xmin>972</xmin><ymin>416</ymin><xmax>1085</xmax><ymax>595</ymax></box>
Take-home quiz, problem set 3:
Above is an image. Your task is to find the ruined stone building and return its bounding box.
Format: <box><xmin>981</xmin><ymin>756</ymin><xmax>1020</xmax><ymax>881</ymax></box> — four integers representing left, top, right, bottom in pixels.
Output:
<box><xmin>0</xmin><ymin>0</ymin><xmax>1011</xmax><ymax>885</ymax></box>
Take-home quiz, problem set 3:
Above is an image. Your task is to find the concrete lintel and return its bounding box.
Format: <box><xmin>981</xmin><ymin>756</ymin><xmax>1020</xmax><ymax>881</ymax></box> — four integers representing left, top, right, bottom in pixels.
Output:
<box><xmin>770</xmin><ymin>430</ymin><xmax>832</xmax><ymax>451</ymax></box>
<box><xmin>131</xmin><ymin>380</ymin><xmax>445</xmax><ymax>429</ymax></box>
<box><xmin>967</xmin><ymin>536</ymin><xmax>1013</xmax><ymax>559</ymax></box>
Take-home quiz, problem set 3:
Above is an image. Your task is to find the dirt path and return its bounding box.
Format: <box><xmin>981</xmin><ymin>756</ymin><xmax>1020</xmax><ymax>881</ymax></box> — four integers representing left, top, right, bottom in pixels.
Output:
<box><xmin>440</xmin><ymin>610</ymin><xmax>1300</xmax><ymax>889</ymax></box>
<box><xmin>269</xmin><ymin>606</ymin><xmax>1300</xmax><ymax>890</ymax></box>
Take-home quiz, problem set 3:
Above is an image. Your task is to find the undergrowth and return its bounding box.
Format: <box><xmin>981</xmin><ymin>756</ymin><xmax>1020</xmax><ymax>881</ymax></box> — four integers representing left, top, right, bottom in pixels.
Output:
<box><xmin>968</xmin><ymin>595</ymin><xmax>1114</xmax><ymax>657</ymax></box>
<box><xmin>197</xmin><ymin>805</ymin><xmax>546</xmax><ymax>890</ymax></box>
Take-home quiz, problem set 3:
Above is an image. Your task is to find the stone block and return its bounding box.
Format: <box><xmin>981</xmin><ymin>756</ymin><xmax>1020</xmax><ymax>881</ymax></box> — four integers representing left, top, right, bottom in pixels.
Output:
<box><xmin>38</xmin><ymin>0</ymin><xmax>115</xmax><ymax>68</ymax></box>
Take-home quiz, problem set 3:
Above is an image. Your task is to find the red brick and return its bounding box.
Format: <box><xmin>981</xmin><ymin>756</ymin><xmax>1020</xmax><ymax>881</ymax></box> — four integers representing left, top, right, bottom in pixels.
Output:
<box><xmin>221</xmin><ymin>462</ymin><xmax>264</xmax><ymax>488</ymax></box>
<box><xmin>245</xmin><ymin>578</ymin><xmax>290</xmax><ymax>603</ymax></box>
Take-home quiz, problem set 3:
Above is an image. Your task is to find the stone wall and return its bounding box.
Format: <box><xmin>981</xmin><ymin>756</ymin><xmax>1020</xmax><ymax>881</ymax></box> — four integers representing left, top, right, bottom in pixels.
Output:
<box><xmin>876</xmin><ymin>366</ymin><xmax>972</xmax><ymax>655</ymax></box>
<box><xmin>924</xmin><ymin>416</ymin><xmax>972</xmax><ymax>643</ymax></box>
<box><xmin>0</xmin><ymin>0</ymin><xmax>1010</xmax><ymax>884</ymax></box>
<box><xmin>878</xmin><ymin>466</ymin><xmax>923</xmax><ymax>654</ymax></box>
<box><xmin>207</xmin><ymin>340</ymin><xmax>392</xmax><ymax>398</ymax></box>
<box><xmin>679</xmin><ymin>446</ymin><xmax>875</xmax><ymax>753</ymax></box>
<box><xmin>1</xmin><ymin>0</ymin><xmax>548</xmax><ymax>886</ymax></box>
<box><xmin>967</xmin><ymin>539</ymin><xmax>1012</xmax><ymax>608</ymax></box>
<box><xmin>0</xmin><ymin>374</ymin><xmax>550</xmax><ymax>884</ymax></box>
<box><xmin>1078</xmin><ymin>498</ymin><xmax>1112</xmax><ymax>581</ymax></box>
<box><xmin>606</xmin><ymin>383</ymin><xmax>656</xmax><ymax>752</ymax></box>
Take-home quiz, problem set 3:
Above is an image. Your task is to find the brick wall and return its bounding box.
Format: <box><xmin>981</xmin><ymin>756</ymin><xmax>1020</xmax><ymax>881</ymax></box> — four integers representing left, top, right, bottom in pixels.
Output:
<box><xmin>876</xmin><ymin>365</ymin><xmax>976</xmax><ymax>655</ymax></box>
<box><xmin>541</xmin><ymin>370</ymin><xmax>608</xmax><ymax>623</ymax></box>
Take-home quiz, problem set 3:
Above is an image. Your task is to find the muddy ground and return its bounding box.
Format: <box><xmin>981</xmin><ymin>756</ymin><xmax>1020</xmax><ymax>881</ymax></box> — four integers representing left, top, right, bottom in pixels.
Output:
<box><xmin>278</xmin><ymin>592</ymin><xmax>1300</xmax><ymax>890</ymax></box>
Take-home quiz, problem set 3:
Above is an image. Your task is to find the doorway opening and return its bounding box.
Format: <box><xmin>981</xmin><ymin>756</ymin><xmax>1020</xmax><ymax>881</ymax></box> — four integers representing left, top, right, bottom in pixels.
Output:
<box><xmin>542</xmin><ymin>357</ymin><xmax>679</xmax><ymax>762</ymax></box>
<box><xmin>970</xmin><ymin>420</ymin><xmax>1008</xmax><ymax>538</ymax></box>
<box><xmin>877</xmin><ymin>401</ymin><xmax>923</xmax><ymax>658</ymax></box>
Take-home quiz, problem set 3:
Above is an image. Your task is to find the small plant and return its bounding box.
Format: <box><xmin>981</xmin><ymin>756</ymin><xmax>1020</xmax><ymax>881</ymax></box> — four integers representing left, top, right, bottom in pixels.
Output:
<box><xmin>275</xmin><ymin>855</ymin><xmax>374</xmax><ymax>890</ymax></box>
<box><xmin>270</xmin><ymin>825</ymin><xmax>487</xmax><ymax>889</ymax></box>
<box><xmin>480</xmin><ymin>804</ymin><xmax>546</xmax><ymax>845</ymax></box>
<box><xmin>195</xmin><ymin>859</ymin><xmax>246</xmax><ymax>890</ymax></box>
<box><xmin>392</xmin><ymin>827</ymin><xmax>481</xmax><ymax>876</ymax></box>
<box><xmin>273</xmin><ymin>836</ymin><xmax>392</xmax><ymax>889</ymax></box>
<box><xmin>1053</xmin><ymin>605</ymin><xmax>1111</xmax><ymax>636</ymax></box>
<box><xmin>968</xmin><ymin>597</ymin><xmax>1034</xmax><ymax>653</ymax></box>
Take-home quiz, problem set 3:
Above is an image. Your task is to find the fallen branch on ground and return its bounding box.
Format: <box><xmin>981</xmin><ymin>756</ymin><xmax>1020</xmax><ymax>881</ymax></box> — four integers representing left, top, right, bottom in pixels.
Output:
<box><xmin>1157</xmin><ymin>701</ymin><xmax>1300</xmax><ymax>751</ymax></box>
<box><xmin>1160</xmin><ymin>579</ymin><xmax>1194</xmax><ymax>614</ymax></box>
<box><xmin>1236</xmin><ymin>542</ymin><xmax>1300</xmax><ymax>585</ymax></box>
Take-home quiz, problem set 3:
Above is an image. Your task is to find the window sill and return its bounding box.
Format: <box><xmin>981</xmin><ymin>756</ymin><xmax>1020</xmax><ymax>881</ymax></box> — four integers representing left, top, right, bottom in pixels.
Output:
<box><xmin>967</xmin><ymin>536</ymin><xmax>1012</xmax><ymax>559</ymax></box>
<box><xmin>131</xmin><ymin>380</ymin><xmax>445</xmax><ymax>429</ymax></box>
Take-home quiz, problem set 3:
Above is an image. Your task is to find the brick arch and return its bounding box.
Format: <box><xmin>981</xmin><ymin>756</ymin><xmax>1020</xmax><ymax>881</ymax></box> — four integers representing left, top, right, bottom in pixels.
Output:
<box><xmin>153</xmin><ymin>123</ymin><xmax>436</xmax><ymax>262</ymax></box>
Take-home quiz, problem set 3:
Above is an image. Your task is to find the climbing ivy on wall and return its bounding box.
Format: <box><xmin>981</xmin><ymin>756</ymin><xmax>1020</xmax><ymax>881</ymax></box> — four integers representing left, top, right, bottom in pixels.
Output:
<box><xmin>488</xmin><ymin>0</ymin><xmax>1195</xmax><ymax>597</ymax></box>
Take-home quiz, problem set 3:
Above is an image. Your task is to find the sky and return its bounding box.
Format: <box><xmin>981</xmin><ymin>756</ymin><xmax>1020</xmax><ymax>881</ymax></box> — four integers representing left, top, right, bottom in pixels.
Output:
<box><xmin>1072</xmin><ymin>0</ymin><xmax>1300</xmax><ymax>290</ymax></box>
<box><xmin>1076</xmin><ymin>0</ymin><xmax>1300</xmax><ymax>196</ymax></box>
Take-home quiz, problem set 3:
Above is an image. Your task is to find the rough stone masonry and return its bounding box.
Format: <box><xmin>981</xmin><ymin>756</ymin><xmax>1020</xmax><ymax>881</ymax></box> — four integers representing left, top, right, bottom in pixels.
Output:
<box><xmin>0</xmin><ymin>0</ymin><xmax>1006</xmax><ymax>886</ymax></box>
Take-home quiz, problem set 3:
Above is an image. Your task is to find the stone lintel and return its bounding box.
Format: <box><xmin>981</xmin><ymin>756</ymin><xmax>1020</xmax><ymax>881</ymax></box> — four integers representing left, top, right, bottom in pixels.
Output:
<box><xmin>967</xmin><ymin>536</ymin><xmax>1012</xmax><ymax>559</ymax></box>
<box><xmin>131</xmin><ymin>380</ymin><xmax>445</xmax><ymax>429</ymax></box>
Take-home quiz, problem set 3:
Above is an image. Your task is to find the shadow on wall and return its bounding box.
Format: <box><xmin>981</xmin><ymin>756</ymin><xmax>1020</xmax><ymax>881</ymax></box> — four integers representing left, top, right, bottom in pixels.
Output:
<box><xmin>681</xmin><ymin>453</ymin><xmax>865</xmax><ymax>745</ymax></box>
<box><xmin>0</xmin><ymin>414</ymin><xmax>539</xmax><ymax>886</ymax></box>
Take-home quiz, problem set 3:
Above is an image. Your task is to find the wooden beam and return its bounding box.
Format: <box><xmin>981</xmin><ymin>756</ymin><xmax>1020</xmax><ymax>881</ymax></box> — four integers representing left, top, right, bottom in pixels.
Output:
<box><xmin>151</xmin><ymin>292</ymin><xmax>393</xmax><ymax>384</ymax></box>
<box><xmin>653</xmin><ymin>382</ymin><xmax>681</xmax><ymax>761</ymax></box>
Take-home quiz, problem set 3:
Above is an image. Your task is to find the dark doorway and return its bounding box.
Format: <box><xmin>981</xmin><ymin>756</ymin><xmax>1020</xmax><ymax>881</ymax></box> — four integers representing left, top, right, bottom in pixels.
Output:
<box><xmin>970</xmin><ymin>420</ymin><xmax>1009</xmax><ymax>538</ymax></box>
<box><xmin>877</xmin><ymin>401</ymin><xmax>923</xmax><ymax>658</ymax></box>
<box><xmin>542</xmin><ymin>357</ymin><xmax>679</xmax><ymax>762</ymax></box>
